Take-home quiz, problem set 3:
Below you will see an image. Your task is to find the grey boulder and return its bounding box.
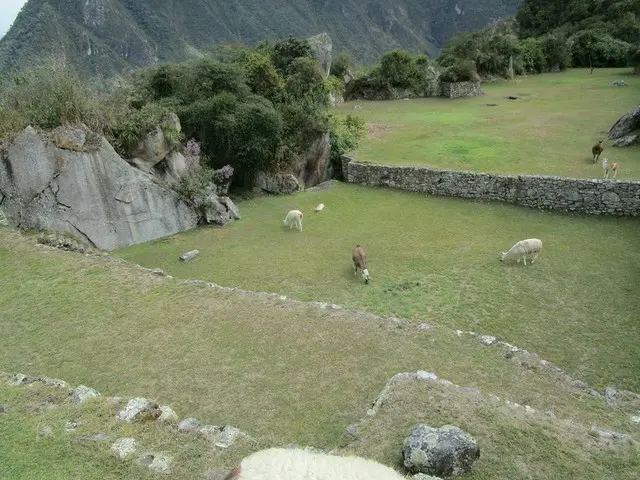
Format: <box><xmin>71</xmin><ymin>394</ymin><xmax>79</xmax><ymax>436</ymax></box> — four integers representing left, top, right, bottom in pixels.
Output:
<box><xmin>608</xmin><ymin>105</ymin><xmax>640</xmax><ymax>141</ymax></box>
<box><xmin>403</xmin><ymin>424</ymin><xmax>480</xmax><ymax>477</ymax></box>
<box><xmin>71</xmin><ymin>385</ymin><xmax>101</xmax><ymax>405</ymax></box>
<box><xmin>0</xmin><ymin>126</ymin><xmax>198</xmax><ymax>250</ymax></box>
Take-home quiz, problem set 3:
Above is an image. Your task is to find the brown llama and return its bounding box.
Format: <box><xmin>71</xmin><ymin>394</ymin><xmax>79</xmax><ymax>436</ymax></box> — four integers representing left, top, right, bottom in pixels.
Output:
<box><xmin>592</xmin><ymin>140</ymin><xmax>604</xmax><ymax>163</ymax></box>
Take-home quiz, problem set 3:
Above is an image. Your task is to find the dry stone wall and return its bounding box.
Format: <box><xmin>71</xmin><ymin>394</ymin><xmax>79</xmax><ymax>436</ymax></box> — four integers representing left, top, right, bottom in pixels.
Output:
<box><xmin>344</xmin><ymin>158</ymin><xmax>640</xmax><ymax>216</ymax></box>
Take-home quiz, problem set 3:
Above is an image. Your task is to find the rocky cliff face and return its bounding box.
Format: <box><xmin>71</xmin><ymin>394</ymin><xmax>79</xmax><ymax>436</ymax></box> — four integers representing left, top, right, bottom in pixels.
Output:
<box><xmin>0</xmin><ymin>126</ymin><xmax>200</xmax><ymax>250</ymax></box>
<box><xmin>0</xmin><ymin>0</ymin><xmax>520</xmax><ymax>76</ymax></box>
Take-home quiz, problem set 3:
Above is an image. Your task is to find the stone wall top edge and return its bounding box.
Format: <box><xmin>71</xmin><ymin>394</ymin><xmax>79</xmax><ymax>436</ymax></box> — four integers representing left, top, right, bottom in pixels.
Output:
<box><xmin>348</xmin><ymin>161</ymin><xmax>640</xmax><ymax>186</ymax></box>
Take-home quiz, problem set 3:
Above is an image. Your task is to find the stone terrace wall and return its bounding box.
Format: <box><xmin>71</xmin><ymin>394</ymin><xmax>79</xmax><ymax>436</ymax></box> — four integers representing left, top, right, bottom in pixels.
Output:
<box><xmin>440</xmin><ymin>81</ymin><xmax>484</xmax><ymax>98</ymax></box>
<box><xmin>344</xmin><ymin>159</ymin><xmax>640</xmax><ymax>216</ymax></box>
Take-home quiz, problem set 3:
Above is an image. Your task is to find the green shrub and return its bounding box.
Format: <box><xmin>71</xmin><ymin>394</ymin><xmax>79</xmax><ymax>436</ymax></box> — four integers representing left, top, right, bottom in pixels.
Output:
<box><xmin>629</xmin><ymin>45</ymin><xmax>640</xmax><ymax>73</ymax></box>
<box><xmin>173</xmin><ymin>167</ymin><xmax>217</xmax><ymax>205</ymax></box>
<box><xmin>439</xmin><ymin>61</ymin><xmax>479</xmax><ymax>82</ymax></box>
<box><xmin>284</xmin><ymin>57</ymin><xmax>327</xmax><ymax>101</ymax></box>
<box><xmin>236</xmin><ymin>52</ymin><xmax>284</xmax><ymax>100</ymax></box>
<box><xmin>539</xmin><ymin>34</ymin><xmax>571</xmax><ymax>70</ymax></box>
<box><xmin>570</xmin><ymin>30</ymin><xmax>633</xmax><ymax>67</ymax></box>
<box><xmin>271</xmin><ymin>36</ymin><xmax>314</xmax><ymax>75</ymax></box>
<box><xmin>0</xmin><ymin>60</ymin><xmax>99</xmax><ymax>137</ymax></box>
<box><xmin>329</xmin><ymin>114</ymin><xmax>366</xmax><ymax>165</ymax></box>
<box><xmin>330</xmin><ymin>53</ymin><xmax>353</xmax><ymax>79</ymax></box>
<box><xmin>106</xmin><ymin>104</ymin><xmax>180</xmax><ymax>157</ymax></box>
<box><xmin>180</xmin><ymin>92</ymin><xmax>283</xmax><ymax>176</ymax></box>
<box><xmin>520</xmin><ymin>38</ymin><xmax>546</xmax><ymax>73</ymax></box>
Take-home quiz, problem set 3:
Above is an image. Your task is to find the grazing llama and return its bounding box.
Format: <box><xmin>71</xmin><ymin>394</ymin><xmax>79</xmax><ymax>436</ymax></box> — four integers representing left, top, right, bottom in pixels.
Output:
<box><xmin>223</xmin><ymin>447</ymin><xmax>406</xmax><ymax>480</ymax></box>
<box><xmin>283</xmin><ymin>210</ymin><xmax>303</xmax><ymax>232</ymax></box>
<box><xmin>602</xmin><ymin>158</ymin><xmax>618</xmax><ymax>179</ymax></box>
<box><xmin>592</xmin><ymin>140</ymin><xmax>604</xmax><ymax>163</ymax></box>
<box><xmin>315</xmin><ymin>203</ymin><xmax>325</xmax><ymax>212</ymax></box>
<box><xmin>500</xmin><ymin>238</ymin><xmax>543</xmax><ymax>266</ymax></box>
<box><xmin>352</xmin><ymin>245</ymin><xmax>370</xmax><ymax>284</ymax></box>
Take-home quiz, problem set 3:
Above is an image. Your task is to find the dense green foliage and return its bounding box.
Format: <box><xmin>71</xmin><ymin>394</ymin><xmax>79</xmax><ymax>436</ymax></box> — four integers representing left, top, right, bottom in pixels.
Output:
<box><xmin>438</xmin><ymin>0</ymin><xmax>639</xmax><ymax>77</ymax></box>
<box><xmin>0</xmin><ymin>60</ymin><xmax>101</xmax><ymax>139</ymax></box>
<box><xmin>0</xmin><ymin>36</ymin><xmax>343</xmax><ymax>186</ymax></box>
<box><xmin>328</xmin><ymin>114</ymin><xmax>366</xmax><ymax>170</ymax></box>
<box><xmin>347</xmin><ymin>50</ymin><xmax>439</xmax><ymax>99</ymax></box>
<box><xmin>124</xmin><ymin>37</ymin><xmax>332</xmax><ymax>182</ymax></box>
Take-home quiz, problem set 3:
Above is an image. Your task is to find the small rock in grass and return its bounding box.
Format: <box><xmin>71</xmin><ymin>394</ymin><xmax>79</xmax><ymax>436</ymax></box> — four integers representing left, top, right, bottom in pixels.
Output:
<box><xmin>478</xmin><ymin>335</ymin><xmax>496</xmax><ymax>346</ymax></box>
<box><xmin>71</xmin><ymin>385</ymin><xmax>101</xmax><ymax>405</ymax></box>
<box><xmin>158</xmin><ymin>405</ymin><xmax>178</xmax><ymax>423</ymax></box>
<box><xmin>215</xmin><ymin>425</ymin><xmax>243</xmax><ymax>448</ymax></box>
<box><xmin>199</xmin><ymin>425</ymin><xmax>222</xmax><ymax>441</ymax></box>
<box><xmin>118</xmin><ymin>397</ymin><xmax>161</xmax><ymax>422</ymax></box>
<box><xmin>179</xmin><ymin>250</ymin><xmax>199</xmax><ymax>262</ymax></box>
<box><xmin>65</xmin><ymin>421</ymin><xmax>79</xmax><ymax>431</ymax></box>
<box><xmin>631</xmin><ymin>415</ymin><xmax>640</xmax><ymax>425</ymax></box>
<box><xmin>344</xmin><ymin>424</ymin><xmax>358</xmax><ymax>437</ymax></box>
<box><xmin>591</xmin><ymin>426</ymin><xmax>633</xmax><ymax>441</ymax></box>
<box><xmin>140</xmin><ymin>453</ymin><xmax>172</xmax><ymax>474</ymax></box>
<box><xmin>604</xmin><ymin>387</ymin><xmax>617</xmax><ymax>408</ymax></box>
<box><xmin>178</xmin><ymin>417</ymin><xmax>201</xmax><ymax>432</ymax></box>
<box><xmin>39</xmin><ymin>426</ymin><xmax>53</xmax><ymax>437</ymax></box>
<box><xmin>417</xmin><ymin>371</ymin><xmax>438</xmax><ymax>381</ymax></box>
<box><xmin>0</xmin><ymin>405</ymin><xmax>7</xmax><ymax>414</ymax></box>
<box><xmin>111</xmin><ymin>437</ymin><xmax>138</xmax><ymax>459</ymax></box>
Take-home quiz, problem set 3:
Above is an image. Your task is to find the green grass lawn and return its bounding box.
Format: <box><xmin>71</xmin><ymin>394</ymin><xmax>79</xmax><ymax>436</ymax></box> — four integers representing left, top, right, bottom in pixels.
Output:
<box><xmin>338</xmin><ymin>68</ymin><xmax>640</xmax><ymax>179</ymax></box>
<box><xmin>2</xmin><ymin>227</ymin><xmax>638</xmax><ymax>480</ymax></box>
<box><xmin>115</xmin><ymin>183</ymin><xmax>640</xmax><ymax>393</ymax></box>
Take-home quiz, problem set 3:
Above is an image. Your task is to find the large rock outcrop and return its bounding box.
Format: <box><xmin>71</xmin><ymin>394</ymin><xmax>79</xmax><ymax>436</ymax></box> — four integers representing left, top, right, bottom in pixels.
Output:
<box><xmin>608</xmin><ymin>105</ymin><xmax>640</xmax><ymax>147</ymax></box>
<box><xmin>307</xmin><ymin>33</ymin><xmax>332</xmax><ymax>79</ymax></box>
<box><xmin>129</xmin><ymin>112</ymin><xmax>188</xmax><ymax>184</ymax></box>
<box><xmin>0</xmin><ymin>126</ymin><xmax>198</xmax><ymax>250</ymax></box>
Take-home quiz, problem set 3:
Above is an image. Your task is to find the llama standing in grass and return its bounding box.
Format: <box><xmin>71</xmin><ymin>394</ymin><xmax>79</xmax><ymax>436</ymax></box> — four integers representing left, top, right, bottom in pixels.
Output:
<box><xmin>352</xmin><ymin>245</ymin><xmax>370</xmax><ymax>284</ymax></box>
<box><xmin>602</xmin><ymin>158</ymin><xmax>618</xmax><ymax>179</ymax></box>
<box><xmin>223</xmin><ymin>447</ymin><xmax>406</xmax><ymax>480</ymax></box>
<box><xmin>283</xmin><ymin>210</ymin><xmax>303</xmax><ymax>232</ymax></box>
<box><xmin>500</xmin><ymin>238</ymin><xmax>543</xmax><ymax>266</ymax></box>
<box><xmin>592</xmin><ymin>140</ymin><xmax>604</xmax><ymax>163</ymax></box>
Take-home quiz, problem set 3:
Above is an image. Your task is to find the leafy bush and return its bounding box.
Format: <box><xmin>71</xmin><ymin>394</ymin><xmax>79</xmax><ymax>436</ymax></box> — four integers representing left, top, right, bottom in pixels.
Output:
<box><xmin>520</xmin><ymin>38</ymin><xmax>546</xmax><ymax>73</ymax></box>
<box><xmin>284</xmin><ymin>57</ymin><xmax>327</xmax><ymax>101</ymax></box>
<box><xmin>330</xmin><ymin>53</ymin><xmax>353</xmax><ymax>79</ymax></box>
<box><xmin>329</xmin><ymin>114</ymin><xmax>366</xmax><ymax>165</ymax></box>
<box><xmin>173</xmin><ymin>167</ymin><xmax>217</xmax><ymax>206</ymax></box>
<box><xmin>539</xmin><ymin>34</ymin><xmax>571</xmax><ymax>70</ymax></box>
<box><xmin>271</xmin><ymin>37</ymin><xmax>314</xmax><ymax>75</ymax></box>
<box><xmin>438</xmin><ymin>22</ymin><xmax>520</xmax><ymax>78</ymax></box>
<box><xmin>570</xmin><ymin>30</ymin><xmax>633</xmax><ymax>67</ymax></box>
<box><xmin>439</xmin><ymin>61</ymin><xmax>479</xmax><ymax>82</ymax></box>
<box><xmin>0</xmin><ymin>59</ymin><xmax>99</xmax><ymax>138</ymax></box>
<box><xmin>106</xmin><ymin>103</ymin><xmax>180</xmax><ymax>157</ymax></box>
<box><xmin>629</xmin><ymin>45</ymin><xmax>640</xmax><ymax>73</ymax></box>
<box><xmin>236</xmin><ymin>52</ymin><xmax>284</xmax><ymax>100</ymax></box>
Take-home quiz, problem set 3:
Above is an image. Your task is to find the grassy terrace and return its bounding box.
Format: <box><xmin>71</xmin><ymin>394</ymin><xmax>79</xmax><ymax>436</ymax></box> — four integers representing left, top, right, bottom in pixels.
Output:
<box><xmin>339</xmin><ymin>68</ymin><xmax>640</xmax><ymax>179</ymax></box>
<box><xmin>1</xmin><ymin>228</ymin><xmax>639</xmax><ymax>479</ymax></box>
<box><xmin>116</xmin><ymin>183</ymin><xmax>640</xmax><ymax>393</ymax></box>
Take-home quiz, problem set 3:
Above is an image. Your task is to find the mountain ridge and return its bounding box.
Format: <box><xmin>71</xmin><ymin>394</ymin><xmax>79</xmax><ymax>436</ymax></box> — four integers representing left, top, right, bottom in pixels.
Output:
<box><xmin>0</xmin><ymin>0</ymin><xmax>520</xmax><ymax>77</ymax></box>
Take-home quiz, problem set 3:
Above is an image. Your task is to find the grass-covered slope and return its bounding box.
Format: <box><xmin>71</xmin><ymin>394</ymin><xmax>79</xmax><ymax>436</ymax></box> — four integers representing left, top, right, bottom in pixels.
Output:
<box><xmin>1</xmin><ymin>228</ymin><xmax>638</xmax><ymax>479</ymax></box>
<box><xmin>343</xmin><ymin>69</ymin><xmax>640</xmax><ymax>179</ymax></box>
<box><xmin>116</xmin><ymin>183</ymin><xmax>640</xmax><ymax>392</ymax></box>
